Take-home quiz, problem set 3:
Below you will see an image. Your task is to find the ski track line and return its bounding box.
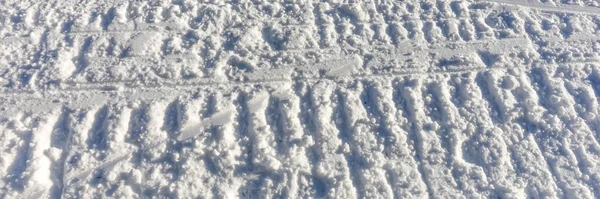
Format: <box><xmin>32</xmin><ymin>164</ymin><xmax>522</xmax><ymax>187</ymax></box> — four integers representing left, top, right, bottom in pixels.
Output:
<box><xmin>57</xmin><ymin>35</ymin><xmax>528</xmax><ymax>88</ymax></box>
<box><xmin>9</xmin><ymin>31</ymin><xmax>600</xmax><ymax>97</ymax></box>
<box><xmin>6</xmin><ymin>60</ymin><xmax>600</xmax><ymax>98</ymax></box>
<box><xmin>0</xmin><ymin>66</ymin><xmax>489</xmax><ymax>96</ymax></box>
<box><xmin>0</xmin><ymin>67</ymin><xmax>540</xmax><ymax>99</ymax></box>
<box><xmin>482</xmin><ymin>0</ymin><xmax>600</xmax><ymax>15</ymax></box>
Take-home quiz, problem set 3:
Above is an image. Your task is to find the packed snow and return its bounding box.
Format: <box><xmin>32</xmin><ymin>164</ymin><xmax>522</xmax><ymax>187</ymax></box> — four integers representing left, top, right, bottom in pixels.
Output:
<box><xmin>2</xmin><ymin>0</ymin><xmax>600</xmax><ymax>198</ymax></box>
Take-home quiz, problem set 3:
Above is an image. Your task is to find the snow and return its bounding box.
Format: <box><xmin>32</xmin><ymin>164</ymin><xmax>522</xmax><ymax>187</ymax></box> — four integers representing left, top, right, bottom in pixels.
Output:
<box><xmin>2</xmin><ymin>0</ymin><xmax>600</xmax><ymax>198</ymax></box>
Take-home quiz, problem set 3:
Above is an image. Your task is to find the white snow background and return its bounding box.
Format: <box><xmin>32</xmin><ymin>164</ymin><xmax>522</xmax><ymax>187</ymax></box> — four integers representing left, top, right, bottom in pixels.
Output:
<box><xmin>2</xmin><ymin>0</ymin><xmax>600</xmax><ymax>198</ymax></box>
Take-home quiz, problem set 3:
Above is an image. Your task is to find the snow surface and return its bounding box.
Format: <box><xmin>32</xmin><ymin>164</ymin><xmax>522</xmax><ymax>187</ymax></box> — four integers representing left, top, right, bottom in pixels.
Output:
<box><xmin>2</xmin><ymin>0</ymin><xmax>600</xmax><ymax>198</ymax></box>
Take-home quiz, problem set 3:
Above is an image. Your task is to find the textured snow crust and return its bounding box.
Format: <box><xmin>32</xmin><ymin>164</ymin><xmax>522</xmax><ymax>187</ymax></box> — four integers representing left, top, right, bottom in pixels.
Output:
<box><xmin>3</xmin><ymin>0</ymin><xmax>600</xmax><ymax>198</ymax></box>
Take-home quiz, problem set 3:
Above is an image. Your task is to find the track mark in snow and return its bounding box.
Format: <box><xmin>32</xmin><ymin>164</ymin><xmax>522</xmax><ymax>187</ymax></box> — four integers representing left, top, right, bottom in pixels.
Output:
<box><xmin>234</xmin><ymin>92</ymin><xmax>253</xmax><ymax>197</ymax></box>
<box><xmin>48</xmin><ymin>108</ymin><xmax>71</xmax><ymax>199</ymax></box>
<box><xmin>160</xmin><ymin>98</ymin><xmax>186</xmax><ymax>185</ymax></box>
<box><xmin>246</xmin><ymin>92</ymin><xmax>281</xmax><ymax>172</ymax></box>
<box><xmin>394</xmin><ymin>78</ymin><xmax>461</xmax><ymax>198</ymax></box>
<box><xmin>427</xmin><ymin>79</ymin><xmax>491</xmax><ymax>198</ymax></box>
<box><xmin>336</xmin><ymin>84</ymin><xmax>394</xmax><ymax>198</ymax></box>
<box><xmin>515</xmin><ymin>71</ymin><xmax>593</xmax><ymax>198</ymax></box>
<box><xmin>237</xmin><ymin>91</ymin><xmax>286</xmax><ymax>198</ymax></box>
<box><xmin>332</xmin><ymin>88</ymin><xmax>363</xmax><ymax>199</ymax></box>
<box><xmin>61</xmin><ymin>107</ymin><xmax>134</xmax><ymax>197</ymax></box>
<box><xmin>362</xmin><ymin>80</ymin><xmax>429</xmax><ymax>198</ymax></box>
<box><xmin>61</xmin><ymin>109</ymin><xmax>95</xmax><ymax>188</ymax></box>
<box><xmin>476</xmin><ymin>71</ymin><xmax>562</xmax><ymax>198</ymax></box>
<box><xmin>294</xmin><ymin>83</ymin><xmax>324</xmax><ymax>197</ymax></box>
<box><xmin>448</xmin><ymin>74</ymin><xmax>524</xmax><ymax>198</ymax></box>
<box><xmin>307</xmin><ymin>82</ymin><xmax>356</xmax><ymax>198</ymax></box>
<box><xmin>17</xmin><ymin>112</ymin><xmax>61</xmax><ymax>198</ymax></box>
<box><xmin>163</xmin><ymin>99</ymin><xmax>182</xmax><ymax>135</ymax></box>
<box><xmin>271</xmin><ymin>88</ymin><xmax>314</xmax><ymax>197</ymax></box>
<box><xmin>567</xmin><ymin>76</ymin><xmax>600</xmax><ymax>142</ymax></box>
<box><xmin>126</xmin><ymin>103</ymin><xmax>151</xmax><ymax>178</ymax></box>
<box><xmin>391</xmin><ymin>78</ymin><xmax>434</xmax><ymax>198</ymax></box>
<box><xmin>587</xmin><ymin>66</ymin><xmax>600</xmax><ymax>142</ymax></box>
<box><xmin>212</xmin><ymin>93</ymin><xmax>245</xmax><ymax>198</ymax></box>
<box><xmin>87</xmin><ymin>105</ymin><xmax>110</xmax><ymax>151</ymax></box>
<box><xmin>63</xmin><ymin>103</ymin><xmax>140</xmax><ymax>197</ymax></box>
<box><xmin>528</xmin><ymin>67</ymin><xmax>600</xmax><ymax>197</ymax></box>
<box><xmin>1</xmin><ymin>116</ymin><xmax>31</xmax><ymax>198</ymax></box>
<box><xmin>134</xmin><ymin>101</ymin><xmax>175</xmax><ymax>197</ymax></box>
<box><xmin>475</xmin><ymin>71</ymin><xmax>509</xmax><ymax>123</ymax></box>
